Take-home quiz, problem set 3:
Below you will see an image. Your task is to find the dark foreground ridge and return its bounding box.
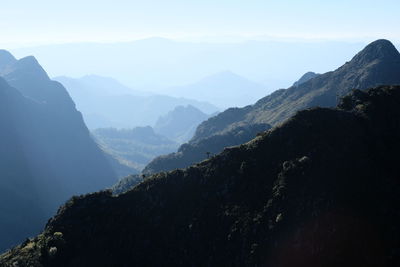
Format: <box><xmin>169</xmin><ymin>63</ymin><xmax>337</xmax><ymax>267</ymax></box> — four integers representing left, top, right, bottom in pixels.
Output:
<box><xmin>2</xmin><ymin>85</ymin><xmax>400</xmax><ymax>266</ymax></box>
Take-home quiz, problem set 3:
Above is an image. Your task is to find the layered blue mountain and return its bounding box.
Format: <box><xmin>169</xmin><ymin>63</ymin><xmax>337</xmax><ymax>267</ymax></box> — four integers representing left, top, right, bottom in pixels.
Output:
<box><xmin>54</xmin><ymin>75</ymin><xmax>218</xmax><ymax>129</ymax></box>
<box><xmin>0</xmin><ymin>51</ymin><xmax>116</xmax><ymax>251</ymax></box>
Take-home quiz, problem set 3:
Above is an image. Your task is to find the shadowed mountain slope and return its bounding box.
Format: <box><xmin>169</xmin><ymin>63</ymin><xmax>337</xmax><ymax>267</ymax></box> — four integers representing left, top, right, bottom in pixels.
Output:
<box><xmin>0</xmin><ymin>52</ymin><xmax>116</xmax><ymax>252</ymax></box>
<box><xmin>2</xmin><ymin>85</ymin><xmax>400</xmax><ymax>266</ymax></box>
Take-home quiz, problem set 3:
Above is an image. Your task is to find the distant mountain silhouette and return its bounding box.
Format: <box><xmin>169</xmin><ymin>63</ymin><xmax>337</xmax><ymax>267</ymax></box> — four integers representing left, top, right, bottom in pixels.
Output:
<box><xmin>166</xmin><ymin>71</ymin><xmax>267</xmax><ymax>108</ymax></box>
<box><xmin>4</xmin><ymin>85</ymin><xmax>400</xmax><ymax>266</ymax></box>
<box><xmin>144</xmin><ymin>39</ymin><xmax>400</xmax><ymax>174</ymax></box>
<box><xmin>0</xmin><ymin>52</ymin><xmax>116</xmax><ymax>252</ymax></box>
<box><xmin>55</xmin><ymin>75</ymin><xmax>145</xmax><ymax>97</ymax></box>
<box><xmin>154</xmin><ymin>105</ymin><xmax>210</xmax><ymax>143</ymax></box>
<box><xmin>55</xmin><ymin>76</ymin><xmax>218</xmax><ymax>129</ymax></box>
<box><xmin>12</xmin><ymin>38</ymin><xmax>370</xmax><ymax>91</ymax></box>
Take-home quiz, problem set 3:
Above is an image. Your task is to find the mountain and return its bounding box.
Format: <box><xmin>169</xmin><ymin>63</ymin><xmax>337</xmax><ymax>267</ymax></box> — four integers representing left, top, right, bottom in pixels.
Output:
<box><xmin>54</xmin><ymin>75</ymin><xmax>219</xmax><ymax>129</ymax></box>
<box><xmin>0</xmin><ymin>51</ymin><xmax>116</xmax><ymax>252</ymax></box>
<box><xmin>292</xmin><ymin>71</ymin><xmax>320</xmax><ymax>87</ymax></box>
<box><xmin>143</xmin><ymin>39</ymin><xmax>400</xmax><ymax>175</ymax></box>
<box><xmin>154</xmin><ymin>105</ymin><xmax>210</xmax><ymax>143</ymax></box>
<box><xmin>193</xmin><ymin>39</ymin><xmax>400</xmax><ymax>141</ymax></box>
<box><xmin>166</xmin><ymin>71</ymin><xmax>267</xmax><ymax>108</ymax></box>
<box><xmin>92</xmin><ymin>127</ymin><xmax>179</xmax><ymax>172</ymax></box>
<box><xmin>3</xmin><ymin>85</ymin><xmax>400</xmax><ymax>266</ymax></box>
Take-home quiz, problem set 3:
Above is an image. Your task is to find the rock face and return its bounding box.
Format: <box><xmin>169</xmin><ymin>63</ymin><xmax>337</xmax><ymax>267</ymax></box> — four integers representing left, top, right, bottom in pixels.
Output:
<box><xmin>143</xmin><ymin>39</ymin><xmax>400</xmax><ymax>174</ymax></box>
<box><xmin>2</xmin><ymin>85</ymin><xmax>400</xmax><ymax>267</ymax></box>
<box><xmin>0</xmin><ymin>52</ymin><xmax>116</xmax><ymax>252</ymax></box>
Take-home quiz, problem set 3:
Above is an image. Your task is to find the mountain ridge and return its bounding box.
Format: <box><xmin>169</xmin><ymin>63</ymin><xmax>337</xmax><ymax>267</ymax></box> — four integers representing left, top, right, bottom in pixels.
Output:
<box><xmin>193</xmin><ymin>39</ymin><xmax>400</xmax><ymax>141</ymax></box>
<box><xmin>143</xmin><ymin>39</ymin><xmax>400</xmax><ymax>175</ymax></box>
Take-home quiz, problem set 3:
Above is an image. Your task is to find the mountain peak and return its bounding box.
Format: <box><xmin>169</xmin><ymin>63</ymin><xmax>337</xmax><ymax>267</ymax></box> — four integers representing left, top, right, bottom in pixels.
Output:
<box><xmin>350</xmin><ymin>39</ymin><xmax>400</xmax><ymax>65</ymax></box>
<box><xmin>293</xmin><ymin>71</ymin><xmax>320</xmax><ymax>87</ymax></box>
<box><xmin>11</xmin><ymin>56</ymin><xmax>50</xmax><ymax>80</ymax></box>
<box><xmin>0</xmin><ymin>50</ymin><xmax>17</xmax><ymax>70</ymax></box>
<box><xmin>17</xmin><ymin>56</ymin><xmax>41</xmax><ymax>68</ymax></box>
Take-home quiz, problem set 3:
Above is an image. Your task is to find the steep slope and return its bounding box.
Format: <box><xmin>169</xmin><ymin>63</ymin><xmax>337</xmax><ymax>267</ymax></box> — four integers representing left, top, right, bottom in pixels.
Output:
<box><xmin>166</xmin><ymin>71</ymin><xmax>267</xmax><ymax>108</ymax></box>
<box><xmin>193</xmin><ymin>39</ymin><xmax>400</xmax><ymax>141</ymax></box>
<box><xmin>154</xmin><ymin>105</ymin><xmax>210</xmax><ymax>143</ymax></box>
<box><xmin>2</xmin><ymin>85</ymin><xmax>400</xmax><ymax>266</ymax></box>
<box><xmin>0</xmin><ymin>78</ymin><xmax>48</xmax><ymax>254</ymax></box>
<box><xmin>0</xmin><ymin>52</ymin><xmax>116</xmax><ymax>251</ymax></box>
<box><xmin>55</xmin><ymin>75</ymin><xmax>219</xmax><ymax>129</ymax></box>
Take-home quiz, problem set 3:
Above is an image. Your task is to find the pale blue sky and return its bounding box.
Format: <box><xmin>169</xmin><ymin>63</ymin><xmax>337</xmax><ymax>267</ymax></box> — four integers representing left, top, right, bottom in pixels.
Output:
<box><xmin>0</xmin><ymin>0</ymin><xmax>399</xmax><ymax>47</ymax></box>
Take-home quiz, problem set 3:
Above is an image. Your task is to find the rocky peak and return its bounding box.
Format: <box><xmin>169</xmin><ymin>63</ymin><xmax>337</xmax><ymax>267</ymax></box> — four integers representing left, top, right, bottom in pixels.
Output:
<box><xmin>349</xmin><ymin>39</ymin><xmax>400</xmax><ymax>66</ymax></box>
<box><xmin>0</xmin><ymin>50</ymin><xmax>17</xmax><ymax>72</ymax></box>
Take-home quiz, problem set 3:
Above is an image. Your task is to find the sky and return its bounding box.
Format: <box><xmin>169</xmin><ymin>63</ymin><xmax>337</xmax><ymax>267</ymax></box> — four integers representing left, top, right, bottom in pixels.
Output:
<box><xmin>0</xmin><ymin>0</ymin><xmax>399</xmax><ymax>48</ymax></box>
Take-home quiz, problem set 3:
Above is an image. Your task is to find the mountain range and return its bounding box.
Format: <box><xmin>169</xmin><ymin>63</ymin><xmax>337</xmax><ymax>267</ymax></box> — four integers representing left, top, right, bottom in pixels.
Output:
<box><xmin>2</xmin><ymin>39</ymin><xmax>400</xmax><ymax>266</ymax></box>
<box><xmin>144</xmin><ymin>39</ymin><xmax>400</xmax><ymax>174</ymax></box>
<box><xmin>3</xmin><ymin>85</ymin><xmax>400</xmax><ymax>266</ymax></box>
<box><xmin>0</xmin><ymin>51</ymin><xmax>117</xmax><ymax>252</ymax></box>
<box><xmin>55</xmin><ymin>75</ymin><xmax>218</xmax><ymax>129</ymax></box>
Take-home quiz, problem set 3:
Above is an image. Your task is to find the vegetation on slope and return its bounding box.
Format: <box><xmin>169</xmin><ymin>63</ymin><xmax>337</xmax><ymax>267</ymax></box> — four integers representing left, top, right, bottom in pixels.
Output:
<box><xmin>143</xmin><ymin>123</ymin><xmax>271</xmax><ymax>174</ymax></box>
<box><xmin>2</xmin><ymin>85</ymin><xmax>400</xmax><ymax>266</ymax></box>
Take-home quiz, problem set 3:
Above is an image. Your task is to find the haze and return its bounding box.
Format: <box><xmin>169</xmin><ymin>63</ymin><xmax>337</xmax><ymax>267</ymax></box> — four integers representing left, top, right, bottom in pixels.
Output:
<box><xmin>0</xmin><ymin>0</ymin><xmax>398</xmax><ymax>103</ymax></box>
